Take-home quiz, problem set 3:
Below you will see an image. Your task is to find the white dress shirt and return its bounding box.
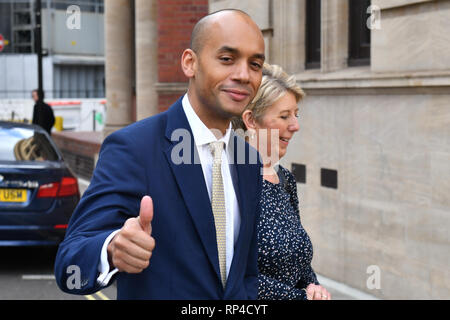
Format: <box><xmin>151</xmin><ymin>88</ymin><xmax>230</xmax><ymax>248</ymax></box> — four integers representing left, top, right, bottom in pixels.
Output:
<box><xmin>97</xmin><ymin>94</ymin><xmax>240</xmax><ymax>286</ymax></box>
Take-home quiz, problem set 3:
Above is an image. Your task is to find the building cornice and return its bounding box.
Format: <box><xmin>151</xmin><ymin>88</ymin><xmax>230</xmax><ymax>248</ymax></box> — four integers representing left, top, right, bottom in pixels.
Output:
<box><xmin>296</xmin><ymin>67</ymin><xmax>450</xmax><ymax>95</ymax></box>
<box><xmin>154</xmin><ymin>82</ymin><xmax>188</xmax><ymax>93</ymax></box>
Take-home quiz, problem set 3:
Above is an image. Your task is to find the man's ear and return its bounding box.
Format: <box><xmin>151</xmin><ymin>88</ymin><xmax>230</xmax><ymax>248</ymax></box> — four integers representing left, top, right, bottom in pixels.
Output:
<box><xmin>181</xmin><ymin>49</ymin><xmax>196</xmax><ymax>79</ymax></box>
<box><xmin>242</xmin><ymin>109</ymin><xmax>257</xmax><ymax>130</ymax></box>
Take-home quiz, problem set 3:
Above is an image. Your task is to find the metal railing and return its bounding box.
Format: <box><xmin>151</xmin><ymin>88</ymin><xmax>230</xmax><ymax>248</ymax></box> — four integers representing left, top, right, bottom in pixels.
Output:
<box><xmin>0</xmin><ymin>90</ymin><xmax>105</xmax><ymax>99</ymax></box>
<box><xmin>0</xmin><ymin>0</ymin><xmax>104</xmax><ymax>13</ymax></box>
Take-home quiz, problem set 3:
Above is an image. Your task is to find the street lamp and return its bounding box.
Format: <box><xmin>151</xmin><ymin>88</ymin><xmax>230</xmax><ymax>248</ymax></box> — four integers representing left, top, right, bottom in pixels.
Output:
<box><xmin>34</xmin><ymin>0</ymin><xmax>43</xmax><ymax>100</ymax></box>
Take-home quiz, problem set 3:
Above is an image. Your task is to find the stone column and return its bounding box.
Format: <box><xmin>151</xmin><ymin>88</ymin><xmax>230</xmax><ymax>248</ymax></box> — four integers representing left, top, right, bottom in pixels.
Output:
<box><xmin>103</xmin><ymin>0</ymin><xmax>134</xmax><ymax>138</ymax></box>
<box><xmin>271</xmin><ymin>0</ymin><xmax>306</xmax><ymax>74</ymax></box>
<box><xmin>135</xmin><ymin>0</ymin><xmax>158</xmax><ymax>120</ymax></box>
<box><xmin>321</xmin><ymin>0</ymin><xmax>349</xmax><ymax>72</ymax></box>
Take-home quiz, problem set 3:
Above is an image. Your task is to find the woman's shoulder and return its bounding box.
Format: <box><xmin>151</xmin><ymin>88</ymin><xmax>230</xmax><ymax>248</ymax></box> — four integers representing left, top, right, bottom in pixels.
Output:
<box><xmin>278</xmin><ymin>165</ymin><xmax>296</xmax><ymax>184</ymax></box>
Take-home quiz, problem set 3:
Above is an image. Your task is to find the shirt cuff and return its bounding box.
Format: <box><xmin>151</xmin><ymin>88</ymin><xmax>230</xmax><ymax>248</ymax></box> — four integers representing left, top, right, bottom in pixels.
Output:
<box><xmin>96</xmin><ymin>229</ymin><xmax>120</xmax><ymax>287</ymax></box>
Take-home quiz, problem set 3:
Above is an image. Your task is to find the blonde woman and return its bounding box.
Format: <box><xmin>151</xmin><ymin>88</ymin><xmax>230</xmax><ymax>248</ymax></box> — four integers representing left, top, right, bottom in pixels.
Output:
<box><xmin>233</xmin><ymin>63</ymin><xmax>331</xmax><ymax>300</ymax></box>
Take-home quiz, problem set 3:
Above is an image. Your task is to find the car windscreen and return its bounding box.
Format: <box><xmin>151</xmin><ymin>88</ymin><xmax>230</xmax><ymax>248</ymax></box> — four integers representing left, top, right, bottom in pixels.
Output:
<box><xmin>0</xmin><ymin>127</ymin><xmax>59</xmax><ymax>162</ymax></box>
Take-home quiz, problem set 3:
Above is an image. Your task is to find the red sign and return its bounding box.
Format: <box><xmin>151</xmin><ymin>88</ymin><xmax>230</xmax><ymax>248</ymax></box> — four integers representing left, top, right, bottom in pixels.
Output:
<box><xmin>0</xmin><ymin>34</ymin><xmax>4</xmax><ymax>52</ymax></box>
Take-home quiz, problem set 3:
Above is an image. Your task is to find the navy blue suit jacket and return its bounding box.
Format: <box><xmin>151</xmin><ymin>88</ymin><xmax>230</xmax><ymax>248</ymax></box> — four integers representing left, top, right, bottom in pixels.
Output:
<box><xmin>54</xmin><ymin>97</ymin><xmax>262</xmax><ymax>299</ymax></box>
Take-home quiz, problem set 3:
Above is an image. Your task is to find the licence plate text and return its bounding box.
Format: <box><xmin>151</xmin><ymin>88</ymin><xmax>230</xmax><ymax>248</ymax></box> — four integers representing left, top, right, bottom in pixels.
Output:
<box><xmin>0</xmin><ymin>189</ymin><xmax>28</xmax><ymax>202</ymax></box>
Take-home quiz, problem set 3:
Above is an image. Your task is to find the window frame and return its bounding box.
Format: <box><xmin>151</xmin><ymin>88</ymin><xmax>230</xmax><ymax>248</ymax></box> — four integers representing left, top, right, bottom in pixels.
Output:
<box><xmin>305</xmin><ymin>0</ymin><xmax>321</xmax><ymax>70</ymax></box>
<box><xmin>348</xmin><ymin>0</ymin><xmax>371</xmax><ymax>67</ymax></box>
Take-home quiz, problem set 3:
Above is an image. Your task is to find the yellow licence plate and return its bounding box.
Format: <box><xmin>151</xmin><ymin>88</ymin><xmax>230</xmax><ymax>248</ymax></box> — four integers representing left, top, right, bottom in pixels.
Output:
<box><xmin>0</xmin><ymin>189</ymin><xmax>28</xmax><ymax>202</ymax></box>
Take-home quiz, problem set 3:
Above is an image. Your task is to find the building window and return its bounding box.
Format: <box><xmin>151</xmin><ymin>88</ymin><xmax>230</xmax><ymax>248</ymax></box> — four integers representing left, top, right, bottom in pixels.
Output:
<box><xmin>47</xmin><ymin>0</ymin><xmax>104</xmax><ymax>13</ymax></box>
<box><xmin>305</xmin><ymin>0</ymin><xmax>321</xmax><ymax>69</ymax></box>
<box><xmin>348</xmin><ymin>0</ymin><xmax>371</xmax><ymax>66</ymax></box>
<box><xmin>53</xmin><ymin>64</ymin><xmax>105</xmax><ymax>98</ymax></box>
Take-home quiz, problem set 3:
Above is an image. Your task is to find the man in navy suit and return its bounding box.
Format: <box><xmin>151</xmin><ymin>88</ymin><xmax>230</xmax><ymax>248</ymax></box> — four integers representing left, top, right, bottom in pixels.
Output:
<box><xmin>54</xmin><ymin>9</ymin><xmax>266</xmax><ymax>299</ymax></box>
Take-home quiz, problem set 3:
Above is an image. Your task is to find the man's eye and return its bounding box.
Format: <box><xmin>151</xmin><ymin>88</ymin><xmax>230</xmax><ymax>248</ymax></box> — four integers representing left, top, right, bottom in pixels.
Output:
<box><xmin>251</xmin><ymin>62</ymin><xmax>262</xmax><ymax>69</ymax></box>
<box><xmin>220</xmin><ymin>56</ymin><xmax>233</xmax><ymax>62</ymax></box>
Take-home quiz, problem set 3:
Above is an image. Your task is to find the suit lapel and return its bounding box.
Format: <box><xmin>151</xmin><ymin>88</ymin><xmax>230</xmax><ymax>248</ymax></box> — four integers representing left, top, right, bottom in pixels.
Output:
<box><xmin>162</xmin><ymin>99</ymin><xmax>222</xmax><ymax>283</ymax></box>
<box><xmin>225</xmin><ymin>134</ymin><xmax>260</xmax><ymax>293</ymax></box>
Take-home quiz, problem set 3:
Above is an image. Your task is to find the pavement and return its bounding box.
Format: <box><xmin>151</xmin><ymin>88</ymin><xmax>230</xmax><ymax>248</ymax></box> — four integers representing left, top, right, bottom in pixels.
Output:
<box><xmin>316</xmin><ymin>274</ymin><xmax>379</xmax><ymax>300</ymax></box>
<box><xmin>0</xmin><ymin>246</ymin><xmax>117</xmax><ymax>300</ymax></box>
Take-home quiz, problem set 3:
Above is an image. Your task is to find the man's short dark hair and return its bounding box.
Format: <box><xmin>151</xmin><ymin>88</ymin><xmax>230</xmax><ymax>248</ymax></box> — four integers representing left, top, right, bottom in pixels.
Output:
<box><xmin>33</xmin><ymin>89</ymin><xmax>44</xmax><ymax>100</ymax></box>
<box><xmin>190</xmin><ymin>9</ymin><xmax>252</xmax><ymax>54</ymax></box>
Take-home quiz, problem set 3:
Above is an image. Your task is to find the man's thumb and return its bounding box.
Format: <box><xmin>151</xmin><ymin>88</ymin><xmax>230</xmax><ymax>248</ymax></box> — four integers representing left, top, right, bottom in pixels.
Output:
<box><xmin>138</xmin><ymin>195</ymin><xmax>153</xmax><ymax>234</ymax></box>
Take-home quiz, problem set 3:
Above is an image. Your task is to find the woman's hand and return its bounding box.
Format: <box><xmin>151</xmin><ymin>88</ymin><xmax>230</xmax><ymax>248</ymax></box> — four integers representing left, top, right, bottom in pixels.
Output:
<box><xmin>305</xmin><ymin>283</ymin><xmax>331</xmax><ymax>300</ymax></box>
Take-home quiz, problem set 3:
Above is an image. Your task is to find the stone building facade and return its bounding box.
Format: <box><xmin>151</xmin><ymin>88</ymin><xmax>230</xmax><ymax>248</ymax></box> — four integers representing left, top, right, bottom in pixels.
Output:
<box><xmin>103</xmin><ymin>0</ymin><xmax>207</xmax><ymax>136</ymax></box>
<box><xmin>103</xmin><ymin>0</ymin><xmax>450</xmax><ymax>299</ymax></box>
<box><xmin>218</xmin><ymin>0</ymin><xmax>449</xmax><ymax>299</ymax></box>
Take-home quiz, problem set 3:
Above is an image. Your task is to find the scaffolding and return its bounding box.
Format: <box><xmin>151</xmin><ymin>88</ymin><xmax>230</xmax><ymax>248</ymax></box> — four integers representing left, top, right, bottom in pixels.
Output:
<box><xmin>11</xmin><ymin>0</ymin><xmax>35</xmax><ymax>53</ymax></box>
<box><xmin>1</xmin><ymin>0</ymin><xmax>104</xmax><ymax>54</ymax></box>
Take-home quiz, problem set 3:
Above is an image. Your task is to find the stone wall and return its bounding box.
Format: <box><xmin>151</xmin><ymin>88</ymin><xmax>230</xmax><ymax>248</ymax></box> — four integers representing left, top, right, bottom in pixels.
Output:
<box><xmin>52</xmin><ymin>131</ymin><xmax>101</xmax><ymax>180</ymax></box>
<box><xmin>282</xmin><ymin>88</ymin><xmax>450</xmax><ymax>299</ymax></box>
<box><xmin>211</xmin><ymin>0</ymin><xmax>450</xmax><ymax>299</ymax></box>
<box><xmin>372</xmin><ymin>0</ymin><xmax>450</xmax><ymax>72</ymax></box>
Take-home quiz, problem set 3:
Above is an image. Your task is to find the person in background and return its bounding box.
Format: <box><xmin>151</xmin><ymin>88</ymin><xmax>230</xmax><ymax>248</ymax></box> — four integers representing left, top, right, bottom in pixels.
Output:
<box><xmin>232</xmin><ymin>63</ymin><xmax>331</xmax><ymax>300</ymax></box>
<box><xmin>32</xmin><ymin>89</ymin><xmax>55</xmax><ymax>135</ymax></box>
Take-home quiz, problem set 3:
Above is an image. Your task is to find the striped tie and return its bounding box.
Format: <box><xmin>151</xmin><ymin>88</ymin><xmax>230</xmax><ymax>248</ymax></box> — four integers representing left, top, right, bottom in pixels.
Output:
<box><xmin>209</xmin><ymin>141</ymin><xmax>227</xmax><ymax>288</ymax></box>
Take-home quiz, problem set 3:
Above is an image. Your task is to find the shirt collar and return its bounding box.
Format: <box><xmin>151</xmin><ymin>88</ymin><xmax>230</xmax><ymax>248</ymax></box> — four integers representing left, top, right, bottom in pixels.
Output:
<box><xmin>182</xmin><ymin>94</ymin><xmax>232</xmax><ymax>150</ymax></box>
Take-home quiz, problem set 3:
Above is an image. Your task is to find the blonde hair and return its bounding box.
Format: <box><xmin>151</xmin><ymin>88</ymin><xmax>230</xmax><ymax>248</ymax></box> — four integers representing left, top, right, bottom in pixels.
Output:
<box><xmin>232</xmin><ymin>63</ymin><xmax>305</xmax><ymax>131</ymax></box>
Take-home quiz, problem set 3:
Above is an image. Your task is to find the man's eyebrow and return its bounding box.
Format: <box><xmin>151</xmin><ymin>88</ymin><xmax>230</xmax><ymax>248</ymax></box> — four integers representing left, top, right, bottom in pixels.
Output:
<box><xmin>253</xmin><ymin>53</ymin><xmax>266</xmax><ymax>61</ymax></box>
<box><xmin>217</xmin><ymin>46</ymin><xmax>265</xmax><ymax>60</ymax></box>
<box><xmin>217</xmin><ymin>46</ymin><xmax>239</xmax><ymax>54</ymax></box>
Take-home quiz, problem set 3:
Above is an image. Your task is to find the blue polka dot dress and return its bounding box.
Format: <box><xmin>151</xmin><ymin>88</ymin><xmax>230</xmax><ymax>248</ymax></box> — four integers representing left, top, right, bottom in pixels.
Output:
<box><xmin>257</xmin><ymin>165</ymin><xmax>319</xmax><ymax>300</ymax></box>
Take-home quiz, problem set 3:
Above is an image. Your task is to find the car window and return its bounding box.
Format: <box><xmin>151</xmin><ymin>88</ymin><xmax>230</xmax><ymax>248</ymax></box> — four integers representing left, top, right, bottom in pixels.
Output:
<box><xmin>0</xmin><ymin>127</ymin><xmax>59</xmax><ymax>162</ymax></box>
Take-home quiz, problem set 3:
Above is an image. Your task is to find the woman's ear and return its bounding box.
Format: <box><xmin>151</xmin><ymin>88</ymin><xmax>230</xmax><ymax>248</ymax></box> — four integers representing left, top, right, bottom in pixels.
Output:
<box><xmin>242</xmin><ymin>110</ymin><xmax>257</xmax><ymax>130</ymax></box>
<box><xmin>181</xmin><ymin>49</ymin><xmax>196</xmax><ymax>78</ymax></box>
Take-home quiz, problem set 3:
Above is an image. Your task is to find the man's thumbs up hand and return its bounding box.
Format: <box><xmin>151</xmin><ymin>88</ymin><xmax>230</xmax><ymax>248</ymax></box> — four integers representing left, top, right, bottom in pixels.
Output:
<box><xmin>107</xmin><ymin>196</ymin><xmax>156</xmax><ymax>273</ymax></box>
<box><xmin>138</xmin><ymin>195</ymin><xmax>153</xmax><ymax>235</ymax></box>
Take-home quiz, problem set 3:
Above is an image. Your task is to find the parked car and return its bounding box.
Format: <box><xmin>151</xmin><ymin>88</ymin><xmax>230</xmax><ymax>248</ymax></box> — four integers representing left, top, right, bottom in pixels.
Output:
<box><xmin>0</xmin><ymin>121</ymin><xmax>80</xmax><ymax>246</ymax></box>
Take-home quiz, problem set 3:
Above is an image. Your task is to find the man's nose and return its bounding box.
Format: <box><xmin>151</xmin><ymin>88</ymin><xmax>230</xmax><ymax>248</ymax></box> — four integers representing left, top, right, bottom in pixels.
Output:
<box><xmin>231</xmin><ymin>61</ymin><xmax>250</xmax><ymax>83</ymax></box>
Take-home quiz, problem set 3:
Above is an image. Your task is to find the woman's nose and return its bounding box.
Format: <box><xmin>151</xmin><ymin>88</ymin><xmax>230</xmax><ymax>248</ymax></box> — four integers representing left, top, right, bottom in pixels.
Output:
<box><xmin>289</xmin><ymin>117</ymin><xmax>300</xmax><ymax>132</ymax></box>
